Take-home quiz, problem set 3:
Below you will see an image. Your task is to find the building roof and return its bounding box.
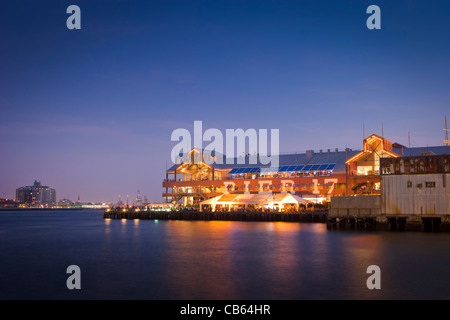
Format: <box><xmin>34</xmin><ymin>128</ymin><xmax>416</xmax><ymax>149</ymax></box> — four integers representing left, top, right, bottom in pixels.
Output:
<box><xmin>166</xmin><ymin>143</ymin><xmax>450</xmax><ymax>174</ymax></box>
<box><xmin>392</xmin><ymin>145</ymin><xmax>450</xmax><ymax>157</ymax></box>
<box><xmin>167</xmin><ymin>149</ymin><xmax>360</xmax><ymax>173</ymax></box>
<box><xmin>199</xmin><ymin>192</ymin><xmax>309</xmax><ymax>206</ymax></box>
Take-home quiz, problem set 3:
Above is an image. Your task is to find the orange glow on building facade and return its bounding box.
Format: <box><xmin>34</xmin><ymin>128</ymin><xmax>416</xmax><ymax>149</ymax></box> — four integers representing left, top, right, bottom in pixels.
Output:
<box><xmin>345</xmin><ymin>134</ymin><xmax>400</xmax><ymax>196</ymax></box>
<box><xmin>162</xmin><ymin>134</ymin><xmax>450</xmax><ymax>206</ymax></box>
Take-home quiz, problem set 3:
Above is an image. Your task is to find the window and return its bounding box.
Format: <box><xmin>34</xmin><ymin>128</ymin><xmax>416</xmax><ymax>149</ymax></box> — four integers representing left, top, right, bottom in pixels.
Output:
<box><xmin>425</xmin><ymin>181</ymin><xmax>435</xmax><ymax>188</ymax></box>
<box><xmin>381</xmin><ymin>166</ymin><xmax>391</xmax><ymax>175</ymax></box>
<box><xmin>357</xmin><ymin>166</ymin><xmax>373</xmax><ymax>175</ymax></box>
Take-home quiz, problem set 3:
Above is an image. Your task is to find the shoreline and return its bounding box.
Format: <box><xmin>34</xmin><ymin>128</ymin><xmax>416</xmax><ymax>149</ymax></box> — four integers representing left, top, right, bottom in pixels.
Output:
<box><xmin>0</xmin><ymin>207</ymin><xmax>105</xmax><ymax>211</ymax></box>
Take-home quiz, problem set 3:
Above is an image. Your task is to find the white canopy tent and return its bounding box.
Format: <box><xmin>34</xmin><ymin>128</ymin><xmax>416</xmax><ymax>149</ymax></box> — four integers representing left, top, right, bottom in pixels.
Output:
<box><xmin>199</xmin><ymin>193</ymin><xmax>309</xmax><ymax>212</ymax></box>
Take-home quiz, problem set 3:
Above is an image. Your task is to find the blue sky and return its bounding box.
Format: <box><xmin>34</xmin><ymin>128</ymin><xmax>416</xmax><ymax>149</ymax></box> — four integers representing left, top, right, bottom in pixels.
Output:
<box><xmin>1</xmin><ymin>0</ymin><xmax>449</xmax><ymax>202</ymax></box>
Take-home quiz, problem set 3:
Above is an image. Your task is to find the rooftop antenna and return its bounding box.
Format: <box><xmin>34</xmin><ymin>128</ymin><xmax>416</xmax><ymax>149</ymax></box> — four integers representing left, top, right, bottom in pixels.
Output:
<box><xmin>443</xmin><ymin>115</ymin><xmax>450</xmax><ymax>146</ymax></box>
<box><xmin>363</xmin><ymin>123</ymin><xmax>365</xmax><ymax>140</ymax></box>
<box><xmin>408</xmin><ymin>131</ymin><xmax>411</xmax><ymax>148</ymax></box>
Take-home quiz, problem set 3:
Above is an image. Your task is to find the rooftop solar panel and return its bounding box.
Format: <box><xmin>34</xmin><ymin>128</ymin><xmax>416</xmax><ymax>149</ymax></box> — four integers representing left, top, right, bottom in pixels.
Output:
<box><xmin>310</xmin><ymin>165</ymin><xmax>320</xmax><ymax>170</ymax></box>
<box><xmin>286</xmin><ymin>166</ymin><xmax>297</xmax><ymax>171</ymax></box>
<box><xmin>326</xmin><ymin>164</ymin><xmax>336</xmax><ymax>170</ymax></box>
<box><xmin>278</xmin><ymin>166</ymin><xmax>289</xmax><ymax>171</ymax></box>
<box><xmin>318</xmin><ymin>164</ymin><xmax>328</xmax><ymax>170</ymax></box>
<box><xmin>229</xmin><ymin>168</ymin><xmax>239</xmax><ymax>174</ymax></box>
<box><xmin>302</xmin><ymin>165</ymin><xmax>312</xmax><ymax>171</ymax></box>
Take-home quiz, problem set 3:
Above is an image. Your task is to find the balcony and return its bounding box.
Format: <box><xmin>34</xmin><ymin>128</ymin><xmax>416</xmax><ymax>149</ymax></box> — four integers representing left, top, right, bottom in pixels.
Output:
<box><xmin>163</xmin><ymin>170</ymin><xmax>333</xmax><ymax>183</ymax></box>
<box><xmin>348</xmin><ymin>169</ymin><xmax>380</xmax><ymax>177</ymax></box>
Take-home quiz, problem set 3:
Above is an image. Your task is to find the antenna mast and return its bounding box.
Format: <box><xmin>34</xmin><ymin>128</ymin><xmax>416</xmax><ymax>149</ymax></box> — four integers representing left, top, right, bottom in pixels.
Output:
<box><xmin>443</xmin><ymin>115</ymin><xmax>450</xmax><ymax>146</ymax></box>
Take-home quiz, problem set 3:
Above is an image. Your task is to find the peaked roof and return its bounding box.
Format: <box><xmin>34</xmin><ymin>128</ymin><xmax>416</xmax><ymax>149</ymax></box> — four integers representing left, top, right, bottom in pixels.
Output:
<box><xmin>200</xmin><ymin>193</ymin><xmax>309</xmax><ymax>206</ymax></box>
<box><xmin>345</xmin><ymin>149</ymin><xmax>400</xmax><ymax>164</ymax></box>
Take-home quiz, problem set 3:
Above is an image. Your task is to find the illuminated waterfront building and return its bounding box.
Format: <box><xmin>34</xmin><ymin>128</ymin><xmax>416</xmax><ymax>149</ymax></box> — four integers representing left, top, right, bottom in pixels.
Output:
<box><xmin>162</xmin><ymin>134</ymin><xmax>450</xmax><ymax>206</ymax></box>
<box><xmin>57</xmin><ymin>198</ymin><xmax>75</xmax><ymax>208</ymax></box>
<box><xmin>0</xmin><ymin>199</ymin><xmax>19</xmax><ymax>208</ymax></box>
<box><xmin>16</xmin><ymin>180</ymin><xmax>56</xmax><ymax>206</ymax></box>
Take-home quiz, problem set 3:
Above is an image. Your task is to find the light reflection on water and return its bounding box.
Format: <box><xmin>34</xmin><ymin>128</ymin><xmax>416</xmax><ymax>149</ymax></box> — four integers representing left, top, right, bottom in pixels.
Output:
<box><xmin>1</xmin><ymin>210</ymin><xmax>450</xmax><ymax>299</ymax></box>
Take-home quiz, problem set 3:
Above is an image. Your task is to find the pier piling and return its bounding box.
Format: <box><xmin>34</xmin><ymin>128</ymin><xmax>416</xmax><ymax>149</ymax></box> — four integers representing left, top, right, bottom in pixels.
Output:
<box><xmin>103</xmin><ymin>209</ymin><xmax>328</xmax><ymax>223</ymax></box>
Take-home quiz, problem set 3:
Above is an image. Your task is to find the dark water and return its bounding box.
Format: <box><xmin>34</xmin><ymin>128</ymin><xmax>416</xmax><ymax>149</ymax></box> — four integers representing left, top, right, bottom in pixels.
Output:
<box><xmin>1</xmin><ymin>210</ymin><xmax>450</xmax><ymax>300</ymax></box>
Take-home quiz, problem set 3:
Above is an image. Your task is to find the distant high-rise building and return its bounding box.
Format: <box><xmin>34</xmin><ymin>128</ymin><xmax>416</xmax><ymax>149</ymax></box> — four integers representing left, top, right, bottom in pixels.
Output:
<box><xmin>136</xmin><ymin>190</ymin><xmax>142</xmax><ymax>206</ymax></box>
<box><xmin>16</xmin><ymin>180</ymin><xmax>56</xmax><ymax>206</ymax></box>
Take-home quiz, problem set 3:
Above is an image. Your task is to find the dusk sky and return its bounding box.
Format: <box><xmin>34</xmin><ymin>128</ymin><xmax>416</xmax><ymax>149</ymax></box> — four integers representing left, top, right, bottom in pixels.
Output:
<box><xmin>1</xmin><ymin>0</ymin><xmax>449</xmax><ymax>203</ymax></box>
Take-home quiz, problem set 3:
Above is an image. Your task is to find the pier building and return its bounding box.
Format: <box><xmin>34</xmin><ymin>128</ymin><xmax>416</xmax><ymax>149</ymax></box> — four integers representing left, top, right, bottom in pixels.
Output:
<box><xmin>163</xmin><ymin>134</ymin><xmax>450</xmax><ymax>209</ymax></box>
<box><xmin>328</xmin><ymin>153</ymin><xmax>450</xmax><ymax>232</ymax></box>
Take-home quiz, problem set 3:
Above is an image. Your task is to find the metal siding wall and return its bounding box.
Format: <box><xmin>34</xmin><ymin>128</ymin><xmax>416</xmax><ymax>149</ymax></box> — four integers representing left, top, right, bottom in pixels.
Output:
<box><xmin>382</xmin><ymin>174</ymin><xmax>449</xmax><ymax>215</ymax></box>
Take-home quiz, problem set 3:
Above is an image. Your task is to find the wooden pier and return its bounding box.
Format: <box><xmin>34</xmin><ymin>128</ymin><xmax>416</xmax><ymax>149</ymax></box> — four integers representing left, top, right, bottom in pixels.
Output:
<box><xmin>103</xmin><ymin>209</ymin><xmax>328</xmax><ymax>223</ymax></box>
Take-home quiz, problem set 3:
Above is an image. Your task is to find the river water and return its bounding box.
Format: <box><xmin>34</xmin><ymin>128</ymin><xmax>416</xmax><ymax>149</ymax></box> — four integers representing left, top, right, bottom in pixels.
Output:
<box><xmin>1</xmin><ymin>210</ymin><xmax>450</xmax><ymax>300</ymax></box>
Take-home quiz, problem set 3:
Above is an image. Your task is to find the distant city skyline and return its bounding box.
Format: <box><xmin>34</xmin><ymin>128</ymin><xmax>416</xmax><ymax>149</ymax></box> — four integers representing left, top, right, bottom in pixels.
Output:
<box><xmin>1</xmin><ymin>1</ymin><xmax>449</xmax><ymax>203</ymax></box>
